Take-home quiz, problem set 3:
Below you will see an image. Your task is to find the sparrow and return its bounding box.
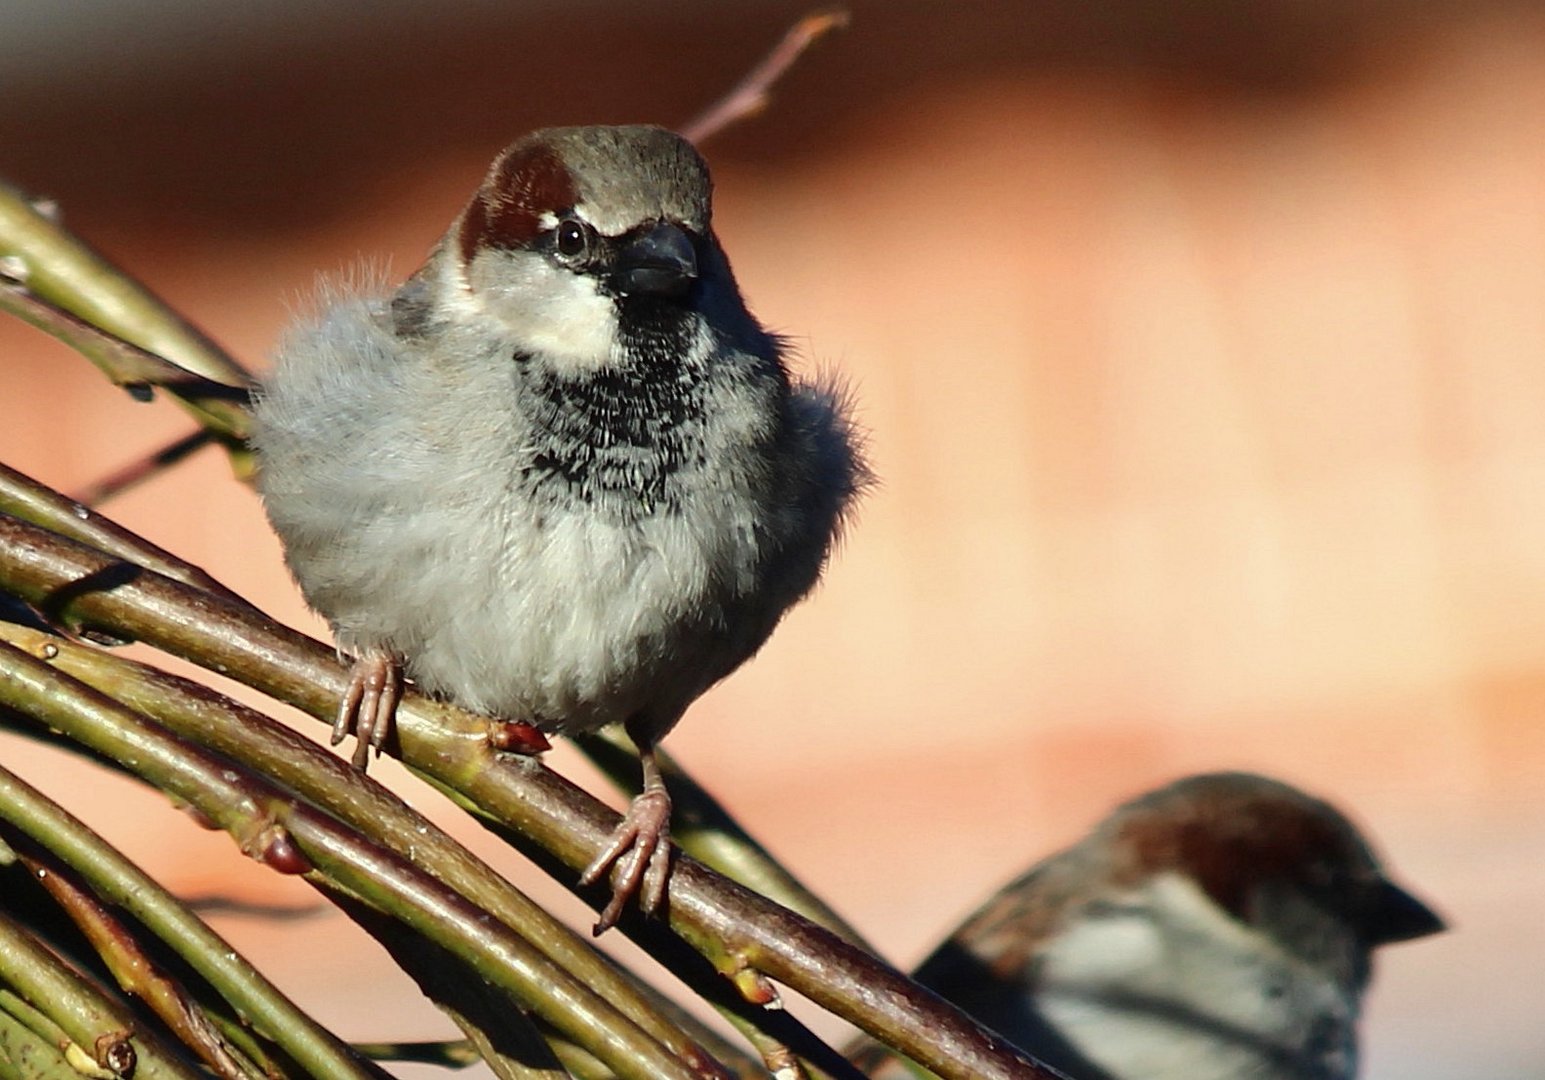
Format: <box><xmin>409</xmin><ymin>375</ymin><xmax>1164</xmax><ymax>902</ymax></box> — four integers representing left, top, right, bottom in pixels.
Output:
<box><xmin>251</xmin><ymin>125</ymin><xmax>867</xmax><ymax>931</ymax></box>
<box><xmin>853</xmin><ymin>772</ymin><xmax>1444</xmax><ymax>1080</ymax></box>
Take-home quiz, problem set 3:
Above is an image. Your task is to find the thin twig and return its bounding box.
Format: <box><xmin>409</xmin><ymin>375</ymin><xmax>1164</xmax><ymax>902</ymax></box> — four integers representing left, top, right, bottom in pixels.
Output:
<box><xmin>0</xmin><ymin>461</ymin><xmax>253</xmax><ymax>609</ymax></box>
<box><xmin>0</xmin><ymin>910</ymin><xmax>206</xmax><ymax>1080</ymax></box>
<box><xmin>0</xmin><ymin>760</ymin><xmax>385</xmax><ymax>1080</ymax></box>
<box><xmin>0</xmin><ymin>515</ymin><xmax>1056</xmax><ymax>1080</ymax></box>
<box><xmin>316</xmin><ymin>883</ymin><xmax>575</xmax><ymax>1080</ymax></box>
<box><xmin>0</xmin><ymin>622</ymin><xmax>744</xmax><ymax>1079</ymax></box>
<box><xmin>72</xmin><ymin>430</ymin><xmax>215</xmax><ymax>507</ymax></box>
<box><xmin>33</xmin><ymin>9</ymin><xmax>845</xmax><ymax>508</ymax></box>
<box><xmin>580</xmin><ymin>729</ymin><xmax>873</xmax><ymax>948</ymax></box>
<box><xmin>0</xmin><ymin>636</ymin><xmax>715</xmax><ymax>1080</ymax></box>
<box><xmin>0</xmin><ymin>282</ymin><xmax>252</xmax><ymax>442</ymax></box>
<box><xmin>0</xmin><ymin>21</ymin><xmax>1050</xmax><ymax>1074</ymax></box>
<box><xmin>432</xmin><ymin>790</ymin><xmax>866</xmax><ymax>1080</ymax></box>
<box><xmin>17</xmin><ymin>848</ymin><xmax>262</xmax><ymax>1080</ymax></box>
<box><xmin>0</xmin><ymin>180</ymin><xmax>256</xmax><ymax>497</ymax></box>
<box><xmin>681</xmin><ymin>10</ymin><xmax>849</xmax><ymax>145</ymax></box>
<box><xmin>0</xmin><ymin>181</ymin><xmax>249</xmax><ymax>387</ymax></box>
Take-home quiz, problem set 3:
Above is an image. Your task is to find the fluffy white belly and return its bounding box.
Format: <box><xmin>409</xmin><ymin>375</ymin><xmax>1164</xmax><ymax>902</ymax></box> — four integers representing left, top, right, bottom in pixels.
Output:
<box><xmin>317</xmin><ymin>482</ymin><xmax>761</xmax><ymax>733</ymax></box>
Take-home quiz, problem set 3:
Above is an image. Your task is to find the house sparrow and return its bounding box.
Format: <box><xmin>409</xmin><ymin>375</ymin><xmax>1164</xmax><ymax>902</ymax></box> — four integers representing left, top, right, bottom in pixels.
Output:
<box><xmin>252</xmin><ymin>125</ymin><xmax>866</xmax><ymax>931</ymax></box>
<box><xmin>853</xmin><ymin>772</ymin><xmax>1444</xmax><ymax>1080</ymax></box>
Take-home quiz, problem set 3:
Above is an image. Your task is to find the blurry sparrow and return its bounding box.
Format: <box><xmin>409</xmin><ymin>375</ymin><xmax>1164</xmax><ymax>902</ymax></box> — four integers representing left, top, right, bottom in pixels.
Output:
<box><xmin>252</xmin><ymin>125</ymin><xmax>866</xmax><ymax>931</ymax></box>
<box><xmin>855</xmin><ymin>772</ymin><xmax>1443</xmax><ymax>1080</ymax></box>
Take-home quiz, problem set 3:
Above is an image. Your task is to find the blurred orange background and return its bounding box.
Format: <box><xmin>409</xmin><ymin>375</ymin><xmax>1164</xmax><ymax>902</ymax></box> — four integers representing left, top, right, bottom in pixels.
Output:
<box><xmin>1</xmin><ymin>3</ymin><xmax>1541</xmax><ymax>1076</ymax></box>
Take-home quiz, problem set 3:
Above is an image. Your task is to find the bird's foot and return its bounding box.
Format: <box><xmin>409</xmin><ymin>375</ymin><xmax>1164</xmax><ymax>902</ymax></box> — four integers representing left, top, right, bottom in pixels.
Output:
<box><xmin>334</xmin><ymin>649</ymin><xmax>402</xmax><ymax>769</ymax></box>
<box><xmin>580</xmin><ymin>787</ymin><xmax>674</xmax><ymax>935</ymax></box>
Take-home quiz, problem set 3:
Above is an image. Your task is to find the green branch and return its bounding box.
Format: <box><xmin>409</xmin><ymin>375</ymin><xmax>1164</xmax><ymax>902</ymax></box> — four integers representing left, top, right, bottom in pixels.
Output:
<box><xmin>0</xmin><ymin>182</ymin><xmax>249</xmax><ymax>387</ymax></box>
<box><xmin>0</xmin><ymin>762</ymin><xmax>382</xmax><ymax>1080</ymax></box>
<box><xmin>0</xmin><ymin>636</ymin><xmax>712</xmax><ymax>1080</ymax></box>
<box><xmin>0</xmin><ymin>509</ymin><xmax>1052</xmax><ymax>1080</ymax></box>
<box><xmin>0</xmin><ymin>622</ymin><xmax>739</xmax><ymax>1075</ymax></box>
<box><xmin>0</xmin><ymin>912</ymin><xmax>204</xmax><ymax>1080</ymax></box>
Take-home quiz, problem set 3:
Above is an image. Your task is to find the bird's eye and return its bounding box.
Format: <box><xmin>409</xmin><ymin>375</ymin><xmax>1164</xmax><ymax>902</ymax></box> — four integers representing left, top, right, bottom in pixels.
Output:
<box><xmin>556</xmin><ymin>218</ymin><xmax>589</xmax><ymax>258</ymax></box>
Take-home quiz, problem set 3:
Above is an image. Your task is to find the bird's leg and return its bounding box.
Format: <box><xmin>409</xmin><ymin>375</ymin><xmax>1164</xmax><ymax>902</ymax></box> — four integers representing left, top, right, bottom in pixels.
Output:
<box><xmin>580</xmin><ymin>726</ymin><xmax>674</xmax><ymax>935</ymax></box>
<box><xmin>334</xmin><ymin>647</ymin><xmax>402</xmax><ymax>769</ymax></box>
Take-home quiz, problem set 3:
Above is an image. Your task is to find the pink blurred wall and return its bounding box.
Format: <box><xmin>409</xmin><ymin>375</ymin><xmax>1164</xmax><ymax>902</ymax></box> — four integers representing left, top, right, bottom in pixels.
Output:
<box><xmin>1</xmin><ymin>5</ymin><xmax>1540</xmax><ymax>1076</ymax></box>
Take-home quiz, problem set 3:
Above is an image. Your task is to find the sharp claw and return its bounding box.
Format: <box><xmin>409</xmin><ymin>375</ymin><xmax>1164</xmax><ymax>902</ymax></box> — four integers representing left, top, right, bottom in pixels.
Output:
<box><xmin>350</xmin><ymin>731</ymin><xmax>372</xmax><ymax>769</ymax></box>
<box><xmin>593</xmin><ymin>889</ymin><xmax>628</xmax><ymax>936</ymax></box>
<box><xmin>583</xmin><ymin>835</ymin><xmax>631</xmax><ymax>934</ymax></box>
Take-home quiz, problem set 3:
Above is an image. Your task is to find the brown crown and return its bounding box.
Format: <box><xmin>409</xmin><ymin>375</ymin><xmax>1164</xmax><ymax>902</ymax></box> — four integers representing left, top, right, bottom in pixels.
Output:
<box><xmin>1110</xmin><ymin>773</ymin><xmax>1371</xmax><ymax>922</ymax></box>
<box><xmin>457</xmin><ymin>137</ymin><xmax>578</xmax><ymax>265</ymax></box>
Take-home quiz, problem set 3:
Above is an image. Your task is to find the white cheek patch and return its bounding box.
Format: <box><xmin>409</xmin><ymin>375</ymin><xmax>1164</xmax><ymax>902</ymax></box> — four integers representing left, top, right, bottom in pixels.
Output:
<box><xmin>464</xmin><ymin>249</ymin><xmax>621</xmax><ymax>375</ymax></box>
<box><xmin>1037</xmin><ymin>872</ymin><xmax>1351</xmax><ymax>1080</ymax></box>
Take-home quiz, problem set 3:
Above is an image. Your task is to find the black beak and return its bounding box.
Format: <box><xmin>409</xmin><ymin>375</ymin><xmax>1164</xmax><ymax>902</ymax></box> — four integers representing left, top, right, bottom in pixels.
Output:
<box><xmin>612</xmin><ymin>222</ymin><xmax>698</xmax><ymax>299</ymax></box>
<box><xmin>1365</xmin><ymin>878</ymin><xmax>1446</xmax><ymax>945</ymax></box>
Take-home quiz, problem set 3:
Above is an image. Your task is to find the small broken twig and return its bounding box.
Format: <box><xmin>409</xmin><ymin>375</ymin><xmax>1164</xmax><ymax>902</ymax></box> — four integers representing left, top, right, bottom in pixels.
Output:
<box><xmin>71</xmin><ymin>429</ymin><xmax>215</xmax><ymax>506</ymax></box>
<box><xmin>681</xmin><ymin>9</ymin><xmax>849</xmax><ymax>145</ymax></box>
